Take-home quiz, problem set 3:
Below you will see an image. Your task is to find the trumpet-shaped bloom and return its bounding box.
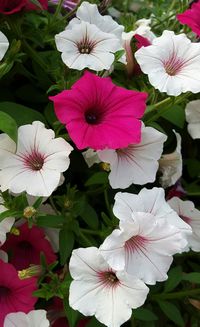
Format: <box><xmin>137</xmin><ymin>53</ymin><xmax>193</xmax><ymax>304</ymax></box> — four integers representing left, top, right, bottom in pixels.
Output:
<box><xmin>56</xmin><ymin>1</ymin><xmax>124</xmax><ymax>71</ymax></box>
<box><xmin>100</xmin><ymin>212</ymin><xmax>186</xmax><ymax>284</ymax></box>
<box><xmin>159</xmin><ymin>131</ymin><xmax>182</xmax><ymax>188</ymax></box>
<box><xmin>0</xmin><ymin>260</ymin><xmax>37</xmax><ymax>326</ymax></box>
<box><xmin>0</xmin><ymin>121</ymin><xmax>73</xmax><ymax>197</ymax></box>
<box><xmin>4</xmin><ymin>310</ymin><xmax>49</xmax><ymax>327</ymax></box>
<box><xmin>185</xmin><ymin>100</ymin><xmax>200</xmax><ymax>139</ymax></box>
<box><xmin>98</xmin><ymin>125</ymin><xmax>167</xmax><ymax>189</ymax></box>
<box><xmin>2</xmin><ymin>223</ymin><xmax>56</xmax><ymax>270</ymax></box>
<box><xmin>0</xmin><ymin>31</ymin><xmax>9</xmax><ymax>61</ymax></box>
<box><xmin>55</xmin><ymin>21</ymin><xmax>121</xmax><ymax>71</ymax></box>
<box><xmin>177</xmin><ymin>1</ymin><xmax>200</xmax><ymax>37</ymax></box>
<box><xmin>50</xmin><ymin>71</ymin><xmax>147</xmax><ymax>150</ymax></box>
<box><xmin>135</xmin><ymin>30</ymin><xmax>200</xmax><ymax>96</ymax></box>
<box><xmin>168</xmin><ymin>197</ymin><xmax>200</xmax><ymax>252</ymax></box>
<box><xmin>69</xmin><ymin>247</ymin><xmax>149</xmax><ymax>327</ymax></box>
<box><xmin>113</xmin><ymin>188</ymin><xmax>192</xmax><ymax>237</ymax></box>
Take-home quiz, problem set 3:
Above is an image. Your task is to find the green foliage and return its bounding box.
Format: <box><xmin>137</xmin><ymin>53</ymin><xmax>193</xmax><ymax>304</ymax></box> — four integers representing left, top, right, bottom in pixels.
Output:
<box><xmin>0</xmin><ymin>111</ymin><xmax>18</xmax><ymax>143</ymax></box>
<box><xmin>158</xmin><ymin>301</ymin><xmax>185</xmax><ymax>327</ymax></box>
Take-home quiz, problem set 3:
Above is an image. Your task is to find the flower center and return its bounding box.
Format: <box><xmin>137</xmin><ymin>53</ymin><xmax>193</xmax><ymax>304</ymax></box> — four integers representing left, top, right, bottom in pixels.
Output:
<box><xmin>77</xmin><ymin>36</ymin><xmax>94</xmax><ymax>54</ymax></box>
<box><xmin>85</xmin><ymin>110</ymin><xmax>101</xmax><ymax>125</ymax></box>
<box><xmin>23</xmin><ymin>150</ymin><xmax>44</xmax><ymax>171</ymax></box>
<box><xmin>98</xmin><ymin>271</ymin><xmax>119</xmax><ymax>288</ymax></box>
<box><xmin>18</xmin><ymin>241</ymin><xmax>33</xmax><ymax>250</ymax></box>
<box><xmin>125</xmin><ymin>235</ymin><xmax>148</xmax><ymax>254</ymax></box>
<box><xmin>163</xmin><ymin>53</ymin><xmax>185</xmax><ymax>76</ymax></box>
<box><xmin>0</xmin><ymin>286</ymin><xmax>10</xmax><ymax>299</ymax></box>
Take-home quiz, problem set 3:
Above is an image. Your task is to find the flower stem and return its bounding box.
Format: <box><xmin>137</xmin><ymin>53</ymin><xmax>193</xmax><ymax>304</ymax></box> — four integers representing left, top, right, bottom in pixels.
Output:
<box><xmin>151</xmin><ymin>288</ymin><xmax>200</xmax><ymax>301</ymax></box>
<box><xmin>144</xmin><ymin>92</ymin><xmax>190</xmax><ymax>124</ymax></box>
<box><xmin>104</xmin><ymin>188</ymin><xmax>113</xmax><ymax>219</ymax></box>
<box><xmin>54</xmin><ymin>0</ymin><xmax>64</xmax><ymax>16</ymax></box>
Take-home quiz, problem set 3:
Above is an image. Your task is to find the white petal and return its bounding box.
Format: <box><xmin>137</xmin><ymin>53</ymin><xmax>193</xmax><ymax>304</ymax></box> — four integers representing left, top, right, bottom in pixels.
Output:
<box><xmin>0</xmin><ymin>217</ymin><xmax>15</xmax><ymax>245</ymax></box>
<box><xmin>99</xmin><ymin>126</ymin><xmax>167</xmax><ymax>188</ymax></box>
<box><xmin>82</xmin><ymin>149</ymin><xmax>101</xmax><ymax>168</ymax></box>
<box><xmin>168</xmin><ymin>197</ymin><xmax>200</xmax><ymax>252</ymax></box>
<box><xmin>4</xmin><ymin>310</ymin><xmax>49</xmax><ymax>327</ymax></box>
<box><xmin>4</xmin><ymin>312</ymin><xmax>28</xmax><ymax>327</ymax></box>
<box><xmin>0</xmin><ymin>31</ymin><xmax>9</xmax><ymax>61</ymax></box>
<box><xmin>76</xmin><ymin>1</ymin><xmax>124</xmax><ymax>39</ymax></box>
<box><xmin>135</xmin><ymin>30</ymin><xmax>200</xmax><ymax>95</ymax></box>
<box><xmin>159</xmin><ymin>131</ymin><xmax>182</xmax><ymax>188</ymax></box>
<box><xmin>185</xmin><ymin>100</ymin><xmax>200</xmax><ymax>139</ymax></box>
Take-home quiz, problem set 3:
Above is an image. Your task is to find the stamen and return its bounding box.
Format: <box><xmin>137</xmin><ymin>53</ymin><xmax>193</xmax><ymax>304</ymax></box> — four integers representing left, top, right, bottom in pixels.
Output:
<box><xmin>98</xmin><ymin>270</ymin><xmax>120</xmax><ymax>289</ymax></box>
<box><xmin>21</xmin><ymin>150</ymin><xmax>45</xmax><ymax>171</ymax></box>
<box><xmin>163</xmin><ymin>52</ymin><xmax>185</xmax><ymax>76</ymax></box>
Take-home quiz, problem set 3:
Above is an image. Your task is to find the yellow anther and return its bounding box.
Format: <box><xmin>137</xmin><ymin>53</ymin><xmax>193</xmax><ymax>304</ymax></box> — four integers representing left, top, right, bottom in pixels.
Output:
<box><xmin>100</xmin><ymin>162</ymin><xmax>110</xmax><ymax>172</ymax></box>
<box><xmin>23</xmin><ymin>206</ymin><xmax>37</xmax><ymax>219</ymax></box>
<box><xmin>10</xmin><ymin>227</ymin><xmax>20</xmax><ymax>236</ymax></box>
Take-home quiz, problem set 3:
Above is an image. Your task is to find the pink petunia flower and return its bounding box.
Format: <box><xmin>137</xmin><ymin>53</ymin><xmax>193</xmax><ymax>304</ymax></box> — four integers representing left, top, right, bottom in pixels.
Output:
<box><xmin>2</xmin><ymin>223</ymin><xmax>56</xmax><ymax>270</ymax></box>
<box><xmin>177</xmin><ymin>0</ymin><xmax>200</xmax><ymax>37</ymax></box>
<box><xmin>0</xmin><ymin>260</ymin><xmax>37</xmax><ymax>326</ymax></box>
<box><xmin>50</xmin><ymin>71</ymin><xmax>147</xmax><ymax>150</ymax></box>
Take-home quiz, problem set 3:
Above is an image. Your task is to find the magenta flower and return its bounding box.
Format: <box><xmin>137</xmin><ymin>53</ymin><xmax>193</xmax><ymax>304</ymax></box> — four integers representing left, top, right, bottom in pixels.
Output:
<box><xmin>50</xmin><ymin>72</ymin><xmax>147</xmax><ymax>150</ymax></box>
<box><xmin>2</xmin><ymin>223</ymin><xmax>56</xmax><ymax>270</ymax></box>
<box><xmin>0</xmin><ymin>260</ymin><xmax>37</xmax><ymax>325</ymax></box>
<box><xmin>177</xmin><ymin>1</ymin><xmax>200</xmax><ymax>37</ymax></box>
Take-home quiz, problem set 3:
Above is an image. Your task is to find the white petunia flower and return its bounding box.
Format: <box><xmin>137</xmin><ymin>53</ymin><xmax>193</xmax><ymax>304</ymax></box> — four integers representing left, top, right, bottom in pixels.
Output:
<box><xmin>0</xmin><ymin>121</ymin><xmax>73</xmax><ymax>197</ymax></box>
<box><xmin>100</xmin><ymin>211</ymin><xmax>186</xmax><ymax>284</ymax></box>
<box><xmin>168</xmin><ymin>197</ymin><xmax>200</xmax><ymax>252</ymax></box>
<box><xmin>185</xmin><ymin>100</ymin><xmax>200</xmax><ymax>139</ymax></box>
<box><xmin>98</xmin><ymin>125</ymin><xmax>167</xmax><ymax>189</ymax></box>
<box><xmin>69</xmin><ymin>247</ymin><xmax>149</xmax><ymax>327</ymax></box>
<box><xmin>113</xmin><ymin>188</ymin><xmax>192</xmax><ymax>237</ymax></box>
<box><xmin>4</xmin><ymin>310</ymin><xmax>49</xmax><ymax>327</ymax></box>
<box><xmin>135</xmin><ymin>30</ymin><xmax>200</xmax><ymax>96</ymax></box>
<box><xmin>159</xmin><ymin>131</ymin><xmax>182</xmax><ymax>188</ymax></box>
<box><xmin>0</xmin><ymin>195</ymin><xmax>15</xmax><ymax>246</ymax></box>
<box><xmin>55</xmin><ymin>21</ymin><xmax>121</xmax><ymax>71</ymax></box>
<box><xmin>0</xmin><ymin>31</ymin><xmax>9</xmax><ymax>61</ymax></box>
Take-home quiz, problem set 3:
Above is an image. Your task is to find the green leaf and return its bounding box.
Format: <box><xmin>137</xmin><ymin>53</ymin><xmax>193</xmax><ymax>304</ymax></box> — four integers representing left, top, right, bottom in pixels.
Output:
<box><xmin>0</xmin><ymin>102</ymin><xmax>46</xmax><ymax>126</ymax></box>
<box><xmin>158</xmin><ymin>301</ymin><xmax>185</xmax><ymax>327</ymax></box>
<box><xmin>164</xmin><ymin>266</ymin><xmax>182</xmax><ymax>293</ymax></box>
<box><xmin>80</xmin><ymin>203</ymin><xmax>99</xmax><ymax>230</ymax></box>
<box><xmin>59</xmin><ymin>229</ymin><xmax>74</xmax><ymax>265</ymax></box>
<box><xmin>87</xmin><ymin>317</ymin><xmax>104</xmax><ymax>327</ymax></box>
<box><xmin>0</xmin><ymin>111</ymin><xmax>18</xmax><ymax>143</ymax></box>
<box><xmin>85</xmin><ymin>172</ymin><xmax>108</xmax><ymax>186</ymax></box>
<box><xmin>63</xmin><ymin>296</ymin><xmax>79</xmax><ymax>327</ymax></box>
<box><xmin>0</xmin><ymin>210</ymin><xmax>22</xmax><ymax>222</ymax></box>
<box><xmin>161</xmin><ymin>105</ymin><xmax>185</xmax><ymax>128</ymax></box>
<box><xmin>182</xmin><ymin>273</ymin><xmax>200</xmax><ymax>284</ymax></box>
<box><xmin>36</xmin><ymin>215</ymin><xmax>65</xmax><ymax>228</ymax></box>
<box><xmin>186</xmin><ymin>159</ymin><xmax>200</xmax><ymax>178</ymax></box>
<box><xmin>133</xmin><ymin>308</ymin><xmax>158</xmax><ymax>321</ymax></box>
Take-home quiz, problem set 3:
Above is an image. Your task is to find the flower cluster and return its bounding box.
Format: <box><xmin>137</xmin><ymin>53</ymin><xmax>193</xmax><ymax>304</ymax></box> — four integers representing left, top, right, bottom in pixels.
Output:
<box><xmin>0</xmin><ymin>0</ymin><xmax>200</xmax><ymax>326</ymax></box>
